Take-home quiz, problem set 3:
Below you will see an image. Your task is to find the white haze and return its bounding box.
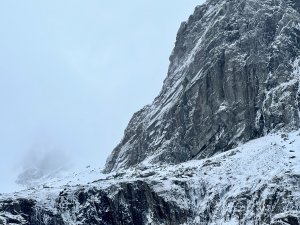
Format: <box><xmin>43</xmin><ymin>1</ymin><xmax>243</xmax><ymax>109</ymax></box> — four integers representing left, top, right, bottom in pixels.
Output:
<box><xmin>0</xmin><ymin>0</ymin><xmax>204</xmax><ymax>193</ymax></box>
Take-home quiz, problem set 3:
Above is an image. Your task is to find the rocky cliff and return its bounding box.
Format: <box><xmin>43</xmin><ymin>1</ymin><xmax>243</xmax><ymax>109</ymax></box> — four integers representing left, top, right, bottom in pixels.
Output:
<box><xmin>104</xmin><ymin>0</ymin><xmax>300</xmax><ymax>172</ymax></box>
<box><xmin>1</xmin><ymin>0</ymin><xmax>300</xmax><ymax>224</ymax></box>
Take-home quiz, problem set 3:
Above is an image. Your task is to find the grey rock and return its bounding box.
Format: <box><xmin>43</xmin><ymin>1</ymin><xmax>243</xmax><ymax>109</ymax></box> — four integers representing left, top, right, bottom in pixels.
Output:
<box><xmin>104</xmin><ymin>0</ymin><xmax>300</xmax><ymax>173</ymax></box>
<box><xmin>0</xmin><ymin>181</ymin><xmax>190</xmax><ymax>225</ymax></box>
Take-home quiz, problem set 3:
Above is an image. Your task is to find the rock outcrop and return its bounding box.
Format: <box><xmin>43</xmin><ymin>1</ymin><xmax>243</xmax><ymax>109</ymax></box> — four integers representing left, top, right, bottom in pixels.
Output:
<box><xmin>0</xmin><ymin>181</ymin><xmax>188</xmax><ymax>225</ymax></box>
<box><xmin>104</xmin><ymin>0</ymin><xmax>300</xmax><ymax>172</ymax></box>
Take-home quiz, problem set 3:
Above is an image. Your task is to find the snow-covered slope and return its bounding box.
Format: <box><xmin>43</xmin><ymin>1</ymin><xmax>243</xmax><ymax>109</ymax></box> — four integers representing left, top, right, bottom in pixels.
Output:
<box><xmin>1</xmin><ymin>131</ymin><xmax>300</xmax><ymax>224</ymax></box>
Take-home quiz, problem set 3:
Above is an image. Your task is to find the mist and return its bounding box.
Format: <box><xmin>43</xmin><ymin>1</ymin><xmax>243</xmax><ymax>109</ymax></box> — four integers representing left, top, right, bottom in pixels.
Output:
<box><xmin>0</xmin><ymin>0</ymin><xmax>203</xmax><ymax>193</ymax></box>
<box><xmin>15</xmin><ymin>134</ymin><xmax>72</xmax><ymax>187</ymax></box>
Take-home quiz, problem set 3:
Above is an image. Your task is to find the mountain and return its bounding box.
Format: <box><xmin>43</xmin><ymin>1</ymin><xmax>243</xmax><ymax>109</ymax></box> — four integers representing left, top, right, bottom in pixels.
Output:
<box><xmin>104</xmin><ymin>0</ymin><xmax>300</xmax><ymax>172</ymax></box>
<box><xmin>2</xmin><ymin>0</ymin><xmax>300</xmax><ymax>224</ymax></box>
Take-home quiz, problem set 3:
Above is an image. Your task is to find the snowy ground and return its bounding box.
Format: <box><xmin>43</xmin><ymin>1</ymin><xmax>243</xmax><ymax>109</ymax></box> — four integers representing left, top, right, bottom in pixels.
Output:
<box><xmin>0</xmin><ymin>130</ymin><xmax>299</xmax><ymax>224</ymax></box>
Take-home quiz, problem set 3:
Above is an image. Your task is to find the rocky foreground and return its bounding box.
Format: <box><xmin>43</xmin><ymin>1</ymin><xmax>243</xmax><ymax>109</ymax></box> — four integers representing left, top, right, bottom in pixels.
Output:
<box><xmin>1</xmin><ymin>131</ymin><xmax>300</xmax><ymax>224</ymax></box>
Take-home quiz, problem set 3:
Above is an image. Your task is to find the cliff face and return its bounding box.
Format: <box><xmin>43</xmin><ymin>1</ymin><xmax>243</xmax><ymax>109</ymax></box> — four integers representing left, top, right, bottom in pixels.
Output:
<box><xmin>104</xmin><ymin>0</ymin><xmax>300</xmax><ymax>172</ymax></box>
<box><xmin>0</xmin><ymin>182</ymin><xmax>188</xmax><ymax>225</ymax></box>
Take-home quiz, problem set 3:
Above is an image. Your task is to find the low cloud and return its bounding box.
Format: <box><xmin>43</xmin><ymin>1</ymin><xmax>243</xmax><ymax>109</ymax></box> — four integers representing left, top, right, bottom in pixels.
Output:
<box><xmin>15</xmin><ymin>136</ymin><xmax>72</xmax><ymax>187</ymax></box>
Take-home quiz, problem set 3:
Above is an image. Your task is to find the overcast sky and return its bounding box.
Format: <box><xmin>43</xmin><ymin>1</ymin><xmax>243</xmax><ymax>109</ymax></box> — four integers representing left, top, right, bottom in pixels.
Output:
<box><xmin>0</xmin><ymin>0</ymin><xmax>204</xmax><ymax>193</ymax></box>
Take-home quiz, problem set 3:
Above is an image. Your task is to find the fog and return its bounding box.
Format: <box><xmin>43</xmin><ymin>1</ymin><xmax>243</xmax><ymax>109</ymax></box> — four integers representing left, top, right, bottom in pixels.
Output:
<box><xmin>15</xmin><ymin>134</ymin><xmax>72</xmax><ymax>187</ymax></box>
<box><xmin>0</xmin><ymin>0</ymin><xmax>203</xmax><ymax>193</ymax></box>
